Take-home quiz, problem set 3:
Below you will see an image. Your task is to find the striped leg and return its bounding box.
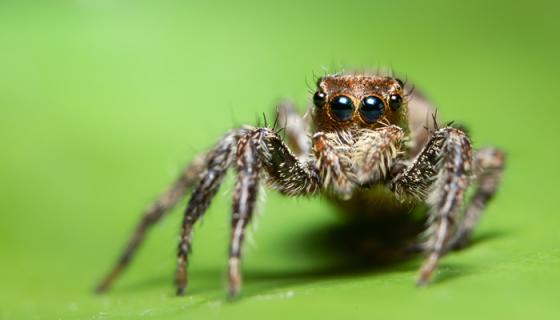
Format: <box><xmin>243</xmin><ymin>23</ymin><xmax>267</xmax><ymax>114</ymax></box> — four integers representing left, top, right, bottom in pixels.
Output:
<box><xmin>175</xmin><ymin>127</ymin><xmax>317</xmax><ymax>296</ymax></box>
<box><xmin>228</xmin><ymin>128</ymin><xmax>319</xmax><ymax>296</ymax></box>
<box><xmin>228</xmin><ymin>132</ymin><xmax>261</xmax><ymax>296</ymax></box>
<box><xmin>392</xmin><ymin>127</ymin><xmax>473</xmax><ymax>285</ymax></box>
<box><xmin>175</xmin><ymin>129</ymin><xmax>248</xmax><ymax>295</ymax></box>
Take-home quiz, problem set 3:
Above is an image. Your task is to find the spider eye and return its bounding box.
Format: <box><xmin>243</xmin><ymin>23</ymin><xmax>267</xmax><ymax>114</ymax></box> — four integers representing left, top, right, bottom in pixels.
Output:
<box><xmin>330</xmin><ymin>95</ymin><xmax>354</xmax><ymax>121</ymax></box>
<box><xmin>389</xmin><ymin>94</ymin><xmax>402</xmax><ymax>111</ymax></box>
<box><xmin>360</xmin><ymin>96</ymin><xmax>385</xmax><ymax>123</ymax></box>
<box><xmin>313</xmin><ymin>91</ymin><xmax>326</xmax><ymax>108</ymax></box>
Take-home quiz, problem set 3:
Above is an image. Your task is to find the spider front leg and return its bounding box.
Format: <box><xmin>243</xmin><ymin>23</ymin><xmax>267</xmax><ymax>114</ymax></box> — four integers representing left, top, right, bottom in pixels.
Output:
<box><xmin>177</xmin><ymin>127</ymin><xmax>319</xmax><ymax>296</ymax></box>
<box><xmin>175</xmin><ymin>128</ymin><xmax>249</xmax><ymax>295</ymax></box>
<box><xmin>228</xmin><ymin>132</ymin><xmax>262</xmax><ymax>296</ymax></box>
<box><xmin>391</xmin><ymin>127</ymin><xmax>473</xmax><ymax>285</ymax></box>
<box><xmin>228</xmin><ymin>128</ymin><xmax>320</xmax><ymax>295</ymax></box>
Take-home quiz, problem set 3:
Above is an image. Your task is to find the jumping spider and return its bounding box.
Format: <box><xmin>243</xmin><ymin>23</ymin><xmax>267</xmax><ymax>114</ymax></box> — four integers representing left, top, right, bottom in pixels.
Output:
<box><xmin>96</xmin><ymin>71</ymin><xmax>505</xmax><ymax>297</ymax></box>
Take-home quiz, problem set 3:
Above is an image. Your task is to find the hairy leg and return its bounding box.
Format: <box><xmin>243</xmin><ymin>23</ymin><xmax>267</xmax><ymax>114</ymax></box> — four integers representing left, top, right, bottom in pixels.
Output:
<box><xmin>95</xmin><ymin>153</ymin><xmax>206</xmax><ymax>293</ymax></box>
<box><xmin>228</xmin><ymin>132</ymin><xmax>261</xmax><ymax>296</ymax></box>
<box><xmin>175</xmin><ymin>129</ymin><xmax>248</xmax><ymax>295</ymax></box>
<box><xmin>447</xmin><ymin>147</ymin><xmax>506</xmax><ymax>250</ymax></box>
<box><xmin>176</xmin><ymin>127</ymin><xmax>318</xmax><ymax>296</ymax></box>
<box><xmin>228</xmin><ymin>128</ymin><xmax>319</xmax><ymax>295</ymax></box>
<box><xmin>391</xmin><ymin>127</ymin><xmax>472</xmax><ymax>285</ymax></box>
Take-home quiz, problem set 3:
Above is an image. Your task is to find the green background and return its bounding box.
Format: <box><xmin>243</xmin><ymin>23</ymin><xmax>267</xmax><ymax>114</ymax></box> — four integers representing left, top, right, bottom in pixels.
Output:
<box><xmin>1</xmin><ymin>1</ymin><xmax>558</xmax><ymax>319</ymax></box>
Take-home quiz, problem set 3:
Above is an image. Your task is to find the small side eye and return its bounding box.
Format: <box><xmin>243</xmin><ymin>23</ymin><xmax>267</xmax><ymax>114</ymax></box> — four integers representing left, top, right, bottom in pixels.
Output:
<box><xmin>330</xmin><ymin>95</ymin><xmax>354</xmax><ymax>121</ymax></box>
<box><xmin>389</xmin><ymin>94</ymin><xmax>402</xmax><ymax>111</ymax></box>
<box><xmin>313</xmin><ymin>91</ymin><xmax>326</xmax><ymax>108</ymax></box>
<box><xmin>360</xmin><ymin>96</ymin><xmax>385</xmax><ymax>123</ymax></box>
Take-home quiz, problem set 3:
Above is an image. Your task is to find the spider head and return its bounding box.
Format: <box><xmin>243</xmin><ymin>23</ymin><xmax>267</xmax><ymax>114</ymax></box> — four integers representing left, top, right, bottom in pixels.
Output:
<box><xmin>312</xmin><ymin>73</ymin><xmax>408</xmax><ymax>131</ymax></box>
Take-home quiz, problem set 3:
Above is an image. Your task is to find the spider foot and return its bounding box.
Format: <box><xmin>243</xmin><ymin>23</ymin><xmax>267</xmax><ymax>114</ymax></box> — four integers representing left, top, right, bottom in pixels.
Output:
<box><xmin>416</xmin><ymin>252</ymin><xmax>439</xmax><ymax>286</ymax></box>
<box><xmin>228</xmin><ymin>257</ymin><xmax>241</xmax><ymax>297</ymax></box>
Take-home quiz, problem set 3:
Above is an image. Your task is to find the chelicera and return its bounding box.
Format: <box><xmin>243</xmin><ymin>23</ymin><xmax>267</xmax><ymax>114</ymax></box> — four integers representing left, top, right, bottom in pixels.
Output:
<box><xmin>96</xmin><ymin>71</ymin><xmax>505</xmax><ymax>297</ymax></box>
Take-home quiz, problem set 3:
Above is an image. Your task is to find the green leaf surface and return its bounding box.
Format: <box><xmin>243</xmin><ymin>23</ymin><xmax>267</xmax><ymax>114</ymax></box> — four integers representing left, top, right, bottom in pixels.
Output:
<box><xmin>1</xmin><ymin>1</ymin><xmax>557</xmax><ymax>319</ymax></box>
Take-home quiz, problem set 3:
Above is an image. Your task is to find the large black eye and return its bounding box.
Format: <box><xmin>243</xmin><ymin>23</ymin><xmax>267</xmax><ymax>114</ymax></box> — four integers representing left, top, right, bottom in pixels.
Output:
<box><xmin>330</xmin><ymin>95</ymin><xmax>354</xmax><ymax>121</ymax></box>
<box><xmin>389</xmin><ymin>94</ymin><xmax>402</xmax><ymax>111</ymax></box>
<box><xmin>360</xmin><ymin>96</ymin><xmax>385</xmax><ymax>123</ymax></box>
<box><xmin>313</xmin><ymin>91</ymin><xmax>326</xmax><ymax>108</ymax></box>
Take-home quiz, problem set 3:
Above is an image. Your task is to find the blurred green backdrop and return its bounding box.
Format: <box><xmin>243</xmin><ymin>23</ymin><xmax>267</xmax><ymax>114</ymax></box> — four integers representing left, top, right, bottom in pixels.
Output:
<box><xmin>1</xmin><ymin>0</ymin><xmax>558</xmax><ymax>319</ymax></box>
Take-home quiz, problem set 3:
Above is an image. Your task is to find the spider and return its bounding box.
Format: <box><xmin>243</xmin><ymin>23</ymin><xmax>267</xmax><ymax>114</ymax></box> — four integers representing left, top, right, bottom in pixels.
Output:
<box><xmin>95</xmin><ymin>71</ymin><xmax>505</xmax><ymax>297</ymax></box>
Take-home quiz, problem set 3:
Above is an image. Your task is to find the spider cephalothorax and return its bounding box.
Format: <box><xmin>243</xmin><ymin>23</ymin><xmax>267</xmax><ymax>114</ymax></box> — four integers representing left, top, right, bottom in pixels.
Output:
<box><xmin>96</xmin><ymin>71</ymin><xmax>505</xmax><ymax>297</ymax></box>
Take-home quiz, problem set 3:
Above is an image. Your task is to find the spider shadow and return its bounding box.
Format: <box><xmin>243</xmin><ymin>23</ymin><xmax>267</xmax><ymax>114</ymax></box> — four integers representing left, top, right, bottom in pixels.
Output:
<box><xmin>241</xmin><ymin>214</ymin><xmax>508</xmax><ymax>296</ymax></box>
<box><xmin>241</xmin><ymin>214</ymin><xmax>425</xmax><ymax>293</ymax></box>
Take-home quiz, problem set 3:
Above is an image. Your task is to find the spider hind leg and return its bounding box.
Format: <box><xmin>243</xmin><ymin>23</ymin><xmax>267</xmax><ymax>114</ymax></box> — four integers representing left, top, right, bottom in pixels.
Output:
<box><xmin>447</xmin><ymin>147</ymin><xmax>506</xmax><ymax>250</ymax></box>
<box><xmin>95</xmin><ymin>153</ymin><xmax>206</xmax><ymax>293</ymax></box>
